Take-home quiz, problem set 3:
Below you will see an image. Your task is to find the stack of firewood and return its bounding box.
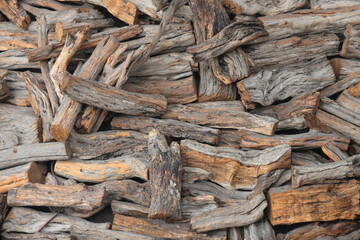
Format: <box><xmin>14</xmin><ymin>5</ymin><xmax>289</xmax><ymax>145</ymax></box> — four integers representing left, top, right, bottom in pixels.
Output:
<box><xmin>0</xmin><ymin>0</ymin><xmax>360</xmax><ymax>239</ymax></box>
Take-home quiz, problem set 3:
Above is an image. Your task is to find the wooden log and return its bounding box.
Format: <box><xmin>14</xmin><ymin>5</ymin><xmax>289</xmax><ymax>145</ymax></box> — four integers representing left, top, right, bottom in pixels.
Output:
<box><xmin>222</xmin><ymin>0</ymin><xmax>307</xmax><ymax>15</ymax></box>
<box><xmin>341</xmin><ymin>24</ymin><xmax>360</xmax><ymax>58</ymax></box>
<box><xmin>242</xmin><ymin>218</ymin><xmax>276</xmax><ymax>240</ymax></box>
<box><xmin>0</xmin><ymin>70</ymin><xmax>9</xmax><ymax>102</ymax></box>
<box><xmin>336</xmin><ymin>88</ymin><xmax>360</xmax><ymax>114</ymax></box>
<box><xmin>21</xmin><ymin>0</ymin><xmax>92</xmax><ymax>12</ymax></box>
<box><xmin>0</xmin><ymin>49</ymin><xmax>39</xmax><ymax>69</ymax></box>
<box><xmin>111</xmin><ymin>200</ymin><xmax>149</xmax><ymax>217</ymax></box>
<box><xmin>240</xmin><ymin>131</ymin><xmax>350</xmax><ymax>150</ymax></box>
<box><xmin>292</xmin><ymin>155</ymin><xmax>360</xmax><ymax>188</ymax></box>
<box><xmin>311</xmin><ymin>0</ymin><xmax>360</xmax><ymax>9</ymax></box>
<box><xmin>1</xmin><ymin>232</ymin><xmax>76</xmax><ymax>240</ymax></box>
<box><xmin>2</xmin><ymin>70</ymin><xmax>32</xmax><ymax>106</ymax></box>
<box><xmin>7</xmin><ymin>183</ymin><xmax>106</xmax><ymax>218</ymax></box>
<box><xmin>190</xmin><ymin>194</ymin><xmax>267</xmax><ymax>232</ymax></box>
<box><xmin>237</xmin><ymin>57</ymin><xmax>336</xmax><ymax>109</ymax></box>
<box><xmin>0</xmin><ymin>194</ymin><xmax>6</xmax><ymax>227</ymax></box>
<box><xmin>259</xmin><ymin>6</ymin><xmax>360</xmax><ymax>41</ymax></box>
<box><xmin>267</xmin><ymin>179</ymin><xmax>360</xmax><ymax>225</ymax></box>
<box><xmin>54</xmin><ymin>153</ymin><xmax>149</xmax><ymax>183</ymax></box>
<box><xmin>0</xmin><ymin>132</ymin><xmax>18</xmax><ymax>150</ymax></box>
<box><xmin>0</xmin><ymin>0</ymin><xmax>30</xmax><ymax>29</ymax></box>
<box><xmin>181</xmin><ymin>139</ymin><xmax>291</xmax><ymax>190</ymax></box>
<box><xmin>330</xmin><ymin>58</ymin><xmax>360</xmax><ymax>79</ymax></box>
<box><xmin>68</xmin><ymin>130</ymin><xmax>148</xmax><ymax>160</ymax></box>
<box><xmin>0</xmin><ymin>142</ymin><xmax>70</xmax><ymax>170</ymax></box>
<box><xmin>0</xmin><ymin>162</ymin><xmax>47</xmax><ymax>194</ymax></box>
<box><xmin>322</xmin><ymin>142</ymin><xmax>349</xmax><ymax>162</ymax></box>
<box><xmin>320</xmin><ymin>72</ymin><xmax>360</xmax><ymax>97</ymax></box>
<box><xmin>148</xmin><ymin>129</ymin><xmax>182</xmax><ymax>220</ymax></box>
<box><xmin>292</xmin><ymin>151</ymin><xmax>330</xmax><ymax>166</ymax></box>
<box><xmin>217</xmin><ymin>129</ymin><xmax>243</xmax><ymax>149</ymax></box>
<box><xmin>181</xmin><ymin>195</ymin><xmax>219</xmax><ymax>220</ymax></box>
<box><xmin>111</xmin><ymin>116</ymin><xmax>219</xmax><ymax>144</ymax></box>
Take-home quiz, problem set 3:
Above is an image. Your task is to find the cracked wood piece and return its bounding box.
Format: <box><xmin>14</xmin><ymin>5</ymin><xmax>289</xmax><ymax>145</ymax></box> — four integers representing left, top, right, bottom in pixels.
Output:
<box><xmin>311</xmin><ymin>0</ymin><xmax>360</xmax><ymax>9</ymax></box>
<box><xmin>1</xmin><ymin>232</ymin><xmax>76</xmax><ymax>240</ymax></box>
<box><xmin>292</xmin><ymin>155</ymin><xmax>360</xmax><ymax>188</ymax></box>
<box><xmin>336</xmin><ymin>87</ymin><xmax>360</xmax><ymax>114</ymax></box>
<box><xmin>111</xmin><ymin>116</ymin><xmax>219</xmax><ymax>144</ymax></box>
<box><xmin>0</xmin><ymin>194</ymin><xmax>7</xmax><ymax>227</ymax></box>
<box><xmin>0</xmin><ymin>0</ymin><xmax>30</xmax><ymax>29</ymax></box>
<box><xmin>316</xmin><ymin>109</ymin><xmax>360</xmax><ymax>144</ymax></box>
<box><xmin>267</xmin><ymin>179</ymin><xmax>360</xmax><ymax>225</ymax></box>
<box><xmin>0</xmin><ymin>141</ymin><xmax>71</xmax><ymax>170</ymax></box>
<box><xmin>0</xmin><ymin>70</ymin><xmax>9</xmax><ymax>101</ymax></box>
<box><xmin>237</xmin><ymin>57</ymin><xmax>335</xmax><ymax>109</ymax></box>
<box><xmin>7</xmin><ymin>183</ymin><xmax>106</xmax><ymax>218</ymax></box>
<box><xmin>217</xmin><ymin>129</ymin><xmax>243</xmax><ymax>149</ymax></box>
<box><xmin>341</xmin><ymin>24</ymin><xmax>360</xmax><ymax>58</ymax></box>
<box><xmin>0</xmin><ymin>132</ymin><xmax>18</xmax><ymax>150</ymax></box>
<box><xmin>0</xmin><ymin>49</ymin><xmax>39</xmax><ymax>69</ymax></box>
<box><xmin>240</xmin><ymin>131</ymin><xmax>350</xmax><ymax>150</ymax></box>
<box><xmin>61</xmin><ymin>73</ymin><xmax>167</xmax><ymax>117</ymax></box>
<box><xmin>191</xmin><ymin>194</ymin><xmax>267</xmax><ymax>232</ymax></box>
<box><xmin>111</xmin><ymin>200</ymin><xmax>149</xmax><ymax>218</ymax></box>
<box><xmin>245</xmin><ymin>33</ymin><xmax>339</xmax><ymax>69</ymax></box>
<box><xmin>320</xmin><ymin>72</ymin><xmax>360</xmax><ymax>97</ymax></box>
<box><xmin>0</xmin><ymin>162</ymin><xmax>47</xmax><ymax>194</ymax></box>
<box><xmin>1</xmin><ymin>207</ymin><xmax>110</xmax><ymax>234</ymax></box>
<box><xmin>148</xmin><ymin>129</ymin><xmax>182</xmax><ymax>220</ymax></box>
<box><xmin>242</xmin><ymin>218</ymin><xmax>276</xmax><ymax>240</ymax></box>
<box><xmin>21</xmin><ymin>71</ymin><xmax>53</xmax><ymax>142</ymax></box>
<box><xmin>322</xmin><ymin>142</ymin><xmax>349</xmax><ymax>162</ymax></box>
<box><xmin>222</xmin><ymin>0</ymin><xmax>307</xmax><ymax>15</ymax></box>
<box><xmin>259</xmin><ymin>6</ymin><xmax>360</xmax><ymax>41</ymax></box>
<box><xmin>330</xmin><ymin>58</ymin><xmax>360</xmax><ymax>79</ymax></box>
<box><xmin>54</xmin><ymin>153</ymin><xmax>149</xmax><ymax>183</ymax></box>
<box><xmin>181</xmin><ymin>139</ymin><xmax>291</xmax><ymax>190</ymax></box>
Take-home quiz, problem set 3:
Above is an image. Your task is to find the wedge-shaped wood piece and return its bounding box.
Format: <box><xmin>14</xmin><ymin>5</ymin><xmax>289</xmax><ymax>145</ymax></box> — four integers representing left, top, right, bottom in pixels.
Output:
<box><xmin>322</xmin><ymin>142</ymin><xmax>349</xmax><ymax>162</ymax></box>
<box><xmin>0</xmin><ymin>0</ymin><xmax>30</xmax><ymax>29</ymax></box>
<box><xmin>267</xmin><ymin>180</ymin><xmax>360</xmax><ymax>225</ymax></box>
<box><xmin>321</xmin><ymin>72</ymin><xmax>360</xmax><ymax>97</ymax></box>
<box><xmin>1</xmin><ymin>207</ymin><xmax>110</xmax><ymax>234</ymax></box>
<box><xmin>111</xmin><ymin>116</ymin><xmax>219</xmax><ymax>144</ymax></box>
<box><xmin>240</xmin><ymin>131</ymin><xmax>350</xmax><ymax>150</ymax></box>
<box><xmin>237</xmin><ymin>58</ymin><xmax>335</xmax><ymax>109</ymax></box>
<box><xmin>311</xmin><ymin>0</ymin><xmax>360</xmax><ymax>9</ymax></box>
<box><xmin>0</xmin><ymin>142</ymin><xmax>70</xmax><ymax>170</ymax></box>
<box><xmin>0</xmin><ymin>162</ymin><xmax>47</xmax><ymax>194</ymax></box>
<box><xmin>7</xmin><ymin>183</ymin><xmax>106</xmax><ymax>218</ymax></box>
<box><xmin>330</xmin><ymin>58</ymin><xmax>360</xmax><ymax>79</ymax></box>
<box><xmin>292</xmin><ymin>155</ymin><xmax>360</xmax><ymax>188</ymax></box>
<box><xmin>181</xmin><ymin>139</ymin><xmax>291</xmax><ymax>190</ymax></box>
<box><xmin>54</xmin><ymin>153</ymin><xmax>149</xmax><ymax>183</ymax></box>
<box><xmin>341</xmin><ymin>24</ymin><xmax>360</xmax><ymax>58</ymax></box>
<box><xmin>223</xmin><ymin>0</ymin><xmax>307</xmax><ymax>15</ymax></box>
<box><xmin>0</xmin><ymin>70</ymin><xmax>9</xmax><ymax>101</ymax></box>
<box><xmin>0</xmin><ymin>132</ymin><xmax>18</xmax><ymax>150</ymax></box>
<box><xmin>336</xmin><ymin>88</ymin><xmax>360</xmax><ymax>114</ymax></box>
<box><xmin>148</xmin><ymin>129</ymin><xmax>182</xmax><ymax>220</ymax></box>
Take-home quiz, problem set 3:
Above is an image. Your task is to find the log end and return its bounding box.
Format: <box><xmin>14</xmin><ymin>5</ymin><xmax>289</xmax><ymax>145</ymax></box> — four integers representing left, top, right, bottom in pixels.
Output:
<box><xmin>51</xmin><ymin>124</ymin><xmax>70</xmax><ymax>142</ymax></box>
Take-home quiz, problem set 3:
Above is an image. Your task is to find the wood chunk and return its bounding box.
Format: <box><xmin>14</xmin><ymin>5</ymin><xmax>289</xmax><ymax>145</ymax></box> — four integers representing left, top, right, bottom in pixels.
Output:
<box><xmin>267</xmin><ymin>180</ymin><xmax>360</xmax><ymax>225</ymax></box>
<box><xmin>259</xmin><ymin>6</ymin><xmax>360</xmax><ymax>41</ymax></box>
<box><xmin>240</xmin><ymin>131</ymin><xmax>350</xmax><ymax>150</ymax></box>
<box><xmin>21</xmin><ymin>0</ymin><xmax>92</xmax><ymax>12</ymax></box>
<box><xmin>292</xmin><ymin>155</ymin><xmax>360</xmax><ymax>188</ymax></box>
<box><xmin>3</xmin><ymin>71</ymin><xmax>32</xmax><ymax>106</ymax></box>
<box><xmin>0</xmin><ymin>162</ymin><xmax>47</xmax><ymax>194</ymax></box>
<box><xmin>0</xmin><ymin>132</ymin><xmax>18</xmax><ymax>150</ymax></box>
<box><xmin>0</xmin><ymin>194</ymin><xmax>6</xmax><ymax>227</ymax></box>
<box><xmin>182</xmin><ymin>195</ymin><xmax>219</xmax><ymax>220</ymax></box>
<box><xmin>148</xmin><ymin>129</ymin><xmax>182</xmax><ymax>220</ymax></box>
<box><xmin>1</xmin><ymin>232</ymin><xmax>76</xmax><ymax>240</ymax></box>
<box><xmin>217</xmin><ymin>129</ymin><xmax>243</xmax><ymax>149</ymax></box>
<box><xmin>330</xmin><ymin>58</ymin><xmax>360</xmax><ymax>79</ymax></box>
<box><xmin>54</xmin><ymin>153</ymin><xmax>149</xmax><ymax>183</ymax></box>
<box><xmin>322</xmin><ymin>142</ymin><xmax>350</xmax><ymax>162</ymax></box>
<box><xmin>191</xmin><ymin>194</ymin><xmax>267</xmax><ymax>232</ymax></box>
<box><xmin>341</xmin><ymin>24</ymin><xmax>360</xmax><ymax>58</ymax></box>
<box><xmin>7</xmin><ymin>183</ymin><xmax>106</xmax><ymax>218</ymax></box>
<box><xmin>111</xmin><ymin>116</ymin><xmax>219</xmax><ymax>144</ymax></box>
<box><xmin>181</xmin><ymin>139</ymin><xmax>291</xmax><ymax>190</ymax></box>
<box><xmin>103</xmin><ymin>0</ymin><xmax>137</xmax><ymax>25</ymax></box>
<box><xmin>0</xmin><ymin>70</ymin><xmax>9</xmax><ymax>101</ymax></box>
<box><xmin>237</xmin><ymin>58</ymin><xmax>335</xmax><ymax>109</ymax></box>
<box><xmin>311</xmin><ymin>0</ymin><xmax>360</xmax><ymax>9</ymax></box>
<box><xmin>242</xmin><ymin>218</ymin><xmax>276</xmax><ymax>240</ymax></box>
<box><xmin>222</xmin><ymin>0</ymin><xmax>307</xmax><ymax>15</ymax></box>
<box><xmin>0</xmin><ymin>142</ymin><xmax>70</xmax><ymax>170</ymax></box>
<box><xmin>292</xmin><ymin>151</ymin><xmax>330</xmax><ymax>166</ymax></box>
<box><xmin>0</xmin><ymin>49</ymin><xmax>39</xmax><ymax>69</ymax></box>
<box><xmin>336</xmin><ymin>88</ymin><xmax>360</xmax><ymax>114</ymax></box>
<box><xmin>0</xmin><ymin>0</ymin><xmax>30</xmax><ymax>29</ymax></box>
<box><xmin>348</xmin><ymin>82</ymin><xmax>360</xmax><ymax>96</ymax></box>
<box><xmin>111</xmin><ymin>200</ymin><xmax>149</xmax><ymax>218</ymax></box>
<box><xmin>320</xmin><ymin>72</ymin><xmax>360</xmax><ymax>97</ymax></box>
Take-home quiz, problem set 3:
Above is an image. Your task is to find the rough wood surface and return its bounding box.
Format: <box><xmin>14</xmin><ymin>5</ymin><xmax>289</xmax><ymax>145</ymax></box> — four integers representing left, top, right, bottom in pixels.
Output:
<box><xmin>322</xmin><ymin>141</ymin><xmax>350</xmax><ymax>162</ymax></box>
<box><xmin>242</xmin><ymin>218</ymin><xmax>276</xmax><ymax>240</ymax></box>
<box><xmin>0</xmin><ymin>70</ymin><xmax>9</xmax><ymax>101</ymax></box>
<box><xmin>181</xmin><ymin>195</ymin><xmax>219</xmax><ymax>220</ymax></box>
<box><xmin>2</xmin><ymin>70</ymin><xmax>33</xmax><ymax>106</ymax></box>
<box><xmin>311</xmin><ymin>0</ymin><xmax>360</xmax><ymax>9</ymax></box>
<box><xmin>0</xmin><ymin>132</ymin><xmax>18</xmax><ymax>150</ymax></box>
<box><xmin>0</xmin><ymin>194</ymin><xmax>6</xmax><ymax>227</ymax></box>
<box><xmin>111</xmin><ymin>200</ymin><xmax>149</xmax><ymax>218</ymax></box>
<box><xmin>330</xmin><ymin>58</ymin><xmax>360</xmax><ymax>79</ymax></box>
<box><xmin>0</xmin><ymin>162</ymin><xmax>47</xmax><ymax>194</ymax></box>
<box><xmin>0</xmin><ymin>49</ymin><xmax>39</xmax><ymax>69</ymax></box>
<box><xmin>341</xmin><ymin>24</ymin><xmax>360</xmax><ymax>58</ymax></box>
<box><xmin>0</xmin><ymin>0</ymin><xmax>30</xmax><ymax>29</ymax></box>
<box><xmin>181</xmin><ymin>139</ymin><xmax>291</xmax><ymax>190</ymax></box>
<box><xmin>0</xmin><ymin>141</ymin><xmax>70</xmax><ymax>170</ymax></box>
<box><xmin>267</xmin><ymin>180</ymin><xmax>360</xmax><ymax>225</ymax></box>
<box><xmin>320</xmin><ymin>72</ymin><xmax>360</xmax><ymax>97</ymax></box>
<box><xmin>148</xmin><ymin>129</ymin><xmax>182</xmax><ymax>220</ymax></box>
<box><xmin>336</xmin><ymin>88</ymin><xmax>360</xmax><ymax>114</ymax></box>
<box><xmin>217</xmin><ymin>129</ymin><xmax>243</xmax><ymax>149</ymax></box>
<box><xmin>1</xmin><ymin>232</ymin><xmax>76</xmax><ymax>240</ymax></box>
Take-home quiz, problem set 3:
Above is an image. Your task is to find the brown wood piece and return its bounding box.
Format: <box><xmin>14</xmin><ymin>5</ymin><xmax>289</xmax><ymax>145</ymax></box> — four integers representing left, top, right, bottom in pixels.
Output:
<box><xmin>336</xmin><ymin>88</ymin><xmax>360</xmax><ymax>114</ymax></box>
<box><xmin>111</xmin><ymin>200</ymin><xmax>149</xmax><ymax>218</ymax></box>
<box><xmin>321</xmin><ymin>141</ymin><xmax>350</xmax><ymax>162</ymax></box>
<box><xmin>0</xmin><ymin>0</ymin><xmax>30</xmax><ymax>29</ymax></box>
<box><xmin>330</xmin><ymin>58</ymin><xmax>360</xmax><ymax>79</ymax></box>
<box><xmin>321</xmin><ymin>71</ymin><xmax>360</xmax><ymax>97</ymax></box>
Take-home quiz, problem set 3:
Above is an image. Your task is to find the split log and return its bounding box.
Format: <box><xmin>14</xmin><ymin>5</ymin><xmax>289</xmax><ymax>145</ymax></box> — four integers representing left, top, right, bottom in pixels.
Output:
<box><xmin>1</xmin><ymin>207</ymin><xmax>110</xmax><ymax>234</ymax></box>
<box><xmin>336</xmin><ymin>88</ymin><xmax>360</xmax><ymax>114</ymax></box>
<box><xmin>0</xmin><ymin>141</ymin><xmax>71</xmax><ymax>170</ymax></box>
<box><xmin>0</xmin><ymin>162</ymin><xmax>47</xmax><ymax>194</ymax></box>
<box><xmin>321</xmin><ymin>142</ymin><xmax>349</xmax><ymax>162</ymax></box>
<box><xmin>267</xmin><ymin>179</ymin><xmax>360</xmax><ymax>225</ymax></box>
<box><xmin>330</xmin><ymin>58</ymin><xmax>360</xmax><ymax>79</ymax></box>
<box><xmin>292</xmin><ymin>155</ymin><xmax>360</xmax><ymax>188</ymax></box>
<box><xmin>0</xmin><ymin>194</ymin><xmax>6</xmax><ymax>227</ymax></box>
<box><xmin>341</xmin><ymin>24</ymin><xmax>360</xmax><ymax>58</ymax></box>
<box><xmin>237</xmin><ymin>57</ymin><xmax>335</xmax><ymax>109</ymax></box>
<box><xmin>1</xmin><ymin>232</ymin><xmax>76</xmax><ymax>240</ymax></box>
<box><xmin>242</xmin><ymin>218</ymin><xmax>276</xmax><ymax>240</ymax></box>
<box><xmin>7</xmin><ymin>183</ymin><xmax>106</xmax><ymax>218</ymax></box>
<box><xmin>0</xmin><ymin>0</ymin><xmax>30</xmax><ymax>29</ymax></box>
<box><xmin>68</xmin><ymin>130</ymin><xmax>148</xmax><ymax>160</ymax></box>
<box><xmin>180</xmin><ymin>139</ymin><xmax>291</xmax><ymax>190</ymax></box>
<box><xmin>190</xmin><ymin>194</ymin><xmax>267</xmax><ymax>232</ymax></box>
<box><xmin>320</xmin><ymin>72</ymin><xmax>360</xmax><ymax>97</ymax></box>
<box><xmin>0</xmin><ymin>132</ymin><xmax>18</xmax><ymax>150</ymax></box>
<box><xmin>240</xmin><ymin>131</ymin><xmax>350</xmax><ymax>150</ymax></box>
<box><xmin>222</xmin><ymin>0</ymin><xmax>307</xmax><ymax>15</ymax></box>
<box><xmin>0</xmin><ymin>49</ymin><xmax>39</xmax><ymax>69</ymax></box>
<box><xmin>111</xmin><ymin>116</ymin><xmax>219</xmax><ymax>144</ymax></box>
<box><xmin>54</xmin><ymin>153</ymin><xmax>149</xmax><ymax>183</ymax></box>
<box><xmin>0</xmin><ymin>70</ymin><xmax>9</xmax><ymax>101</ymax></box>
<box><xmin>311</xmin><ymin>0</ymin><xmax>360</xmax><ymax>9</ymax></box>
<box><xmin>111</xmin><ymin>200</ymin><xmax>149</xmax><ymax>218</ymax></box>
<box><xmin>259</xmin><ymin>6</ymin><xmax>360</xmax><ymax>41</ymax></box>
<box><xmin>148</xmin><ymin>129</ymin><xmax>182</xmax><ymax>220</ymax></box>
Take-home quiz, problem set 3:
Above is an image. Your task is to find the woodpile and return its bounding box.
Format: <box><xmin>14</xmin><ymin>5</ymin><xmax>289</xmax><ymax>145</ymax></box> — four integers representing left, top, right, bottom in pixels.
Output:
<box><xmin>0</xmin><ymin>0</ymin><xmax>360</xmax><ymax>239</ymax></box>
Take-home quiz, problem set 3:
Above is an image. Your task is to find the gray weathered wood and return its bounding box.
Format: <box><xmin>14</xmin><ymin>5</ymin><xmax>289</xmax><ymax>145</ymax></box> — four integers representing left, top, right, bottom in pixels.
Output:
<box><xmin>311</xmin><ymin>0</ymin><xmax>360</xmax><ymax>9</ymax></box>
<box><xmin>242</xmin><ymin>218</ymin><xmax>276</xmax><ymax>240</ymax></box>
<box><xmin>320</xmin><ymin>72</ymin><xmax>360</xmax><ymax>97</ymax></box>
<box><xmin>341</xmin><ymin>24</ymin><xmax>360</xmax><ymax>58</ymax></box>
<box><xmin>0</xmin><ymin>132</ymin><xmax>18</xmax><ymax>150</ymax></box>
<box><xmin>331</xmin><ymin>58</ymin><xmax>360</xmax><ymax>79</ymax></box>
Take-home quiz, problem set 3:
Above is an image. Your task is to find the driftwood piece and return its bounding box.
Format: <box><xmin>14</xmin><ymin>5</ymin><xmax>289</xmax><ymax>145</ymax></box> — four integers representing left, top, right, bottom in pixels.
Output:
<box><xmin>322</xmin><ymin>142</ymin><xmax>350</xmax><ymax>162</ymax></box>
<box><xmin>0</xmin><ymin>70</ymin><xmax>9</xmax><ymax>101</ymax></box>
<box><xmin>0</xmin><ymin>142</ymin><xmax>70</xmax><ymax>170</ymax></box>
<box><xmin>320</xmin><ymin>72</ymin><xmax>360</xmax><ymax>97</ymax></box>
<box><xmin>237</xmin><ymin>57</ymin><xmax>335</xmax><ymax>109</ymax></box>
<box><xmin>341</xmin><ymin>24</ymin><xmax>360</xmax><ymax>58</ymax></box>
<box><xmin>54</xmin><ymin>153</ymin><xmax>149</xmax><ymax>183</ymax></box>
<box><xmin>330</xmin><ymin>58</ymin><xmax>360</xmax><ymax>79</ymax></box>
<box><xmin>0</xmin><ymin>0</ymin><xmax>30</xmax><ymax>29</ymax></box>
<box><xmin>181</xmin><ymin>139</ymin><xmax>291</xmax><ymax>190</ymax></box>
<box><xmin>292</xmin><ymin>155</ymin><xmax>360</xmax><ymax>188</ymax></box>
<box><xmin>111</xmin><ymin>116</ymin><xmax>219</xmax><ymax>144</ymax></box>
<box><xmin>336</xmin><ymin>88</ymin><xmax>360</xmax><ymax>114</ymax></box>
<box><xmin>222</xmin><ymin>0</ymin><xmax>307</xmax><ymax>15</ymax></box>
<box><xmin>0</xmin><ymin>132</ymin><xmax>18</xmax><ymax>150</ymax></box>
<box><xmin>267</xmin><ymin>179</ymin><xmax>360</xmax><ymax>225</ymax></box>
<box><xmin>0</xmin><ymin>49</ymin><xmax>39</xmax><ymax>69</ymax></box>
<box><xmin>111</xmin><ymin>200</ymin><xmax>149</xmax><ymax>218</ymax></box>
<box><xmin>148</xmin><ymin>129</ymin><xmax>182</xmax><ymax>220</ymax></box>
<box><xmin>240</xmin><ymin>131</ymin><xmax>350</xmax><ymax>150</ymax></box>
<box><xmin>0</xmin><ymin>162</ymin><xmax>46</xmax><ymax>194</ymax></box>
